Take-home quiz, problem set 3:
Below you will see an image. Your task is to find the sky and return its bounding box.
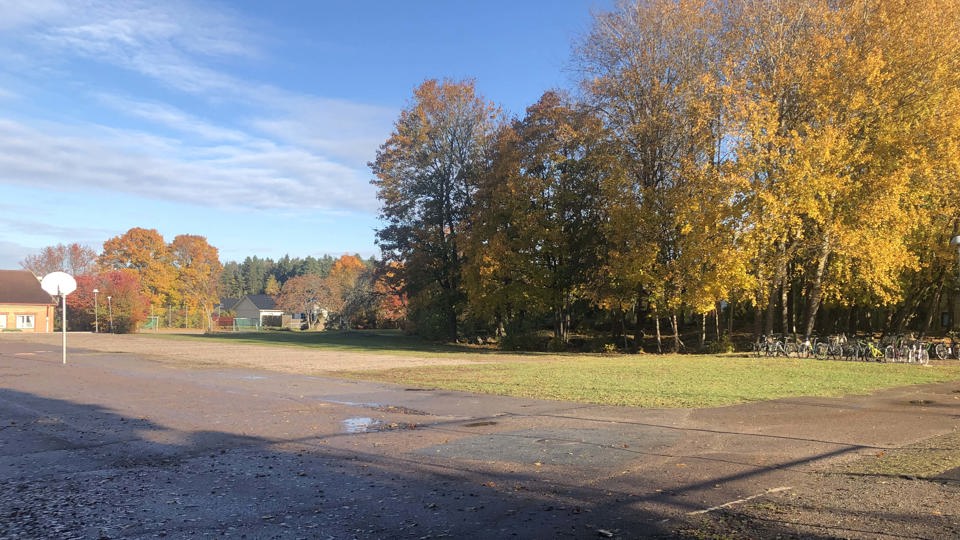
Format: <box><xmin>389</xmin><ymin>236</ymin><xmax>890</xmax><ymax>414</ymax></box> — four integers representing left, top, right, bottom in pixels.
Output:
<box><xmin>0</xmin><ymin>0</ymin><xmax>612</xmax><ymax>269</ymax></box>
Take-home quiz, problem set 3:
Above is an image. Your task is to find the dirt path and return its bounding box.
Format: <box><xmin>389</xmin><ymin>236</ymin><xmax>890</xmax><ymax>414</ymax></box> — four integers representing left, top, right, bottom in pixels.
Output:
<box><xmin>1</xmin><ymin>332</ymin><xmax>496</xmax><ymax>372</ymax></box>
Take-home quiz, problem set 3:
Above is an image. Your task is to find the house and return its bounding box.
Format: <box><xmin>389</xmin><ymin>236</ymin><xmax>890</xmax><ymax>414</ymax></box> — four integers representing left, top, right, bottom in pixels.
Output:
<box><xmin>231</xmin><ymin>294</ymin><xmax>285</xmax><ymax>326</ymax></box>
<box><xmin>0</xmin><ymin>270</ymin><xmax>56</xmax><ymax>333</ymax></box>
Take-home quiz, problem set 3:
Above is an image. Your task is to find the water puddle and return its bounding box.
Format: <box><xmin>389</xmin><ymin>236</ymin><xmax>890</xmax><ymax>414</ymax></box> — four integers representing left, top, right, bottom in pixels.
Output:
<box><xmin>327</xmin><ymin>400</ymin><xmax>429</xmax><ymax>416</ymax></box>
<box><xmin>463</xmin><ymin>421</ymin><xmax>498</xmax><ymax>427</ymax></box>
<box><xmin>342</xmin><ymin>417</ymin><xmax>379</xmax><ymax>433</ymax></box>
<box><xmin>908</xmin><ymin>400</ymin><xmax>935</xmax><ymax>406</ymax></box>
<box><xmin>341</xmin><ymin>417</ymin><xmax>419</xmax><ymax>434</ymax></box>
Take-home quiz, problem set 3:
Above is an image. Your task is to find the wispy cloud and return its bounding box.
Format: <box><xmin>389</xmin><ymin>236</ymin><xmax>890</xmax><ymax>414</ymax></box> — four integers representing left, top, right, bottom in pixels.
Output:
<box><xmin>0</xmin><ymin>118</ymin><xmax>377</xmax><ymax>212</ymax></box>
<box><xmin>0</xmin><ymin>0</ymin><xmax>391</xmax><ymax>215</ymax></box>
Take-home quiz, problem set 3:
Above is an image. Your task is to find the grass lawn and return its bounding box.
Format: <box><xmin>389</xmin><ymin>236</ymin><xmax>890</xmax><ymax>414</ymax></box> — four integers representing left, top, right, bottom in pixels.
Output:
<box><xmin>331</xmin><ymin>355</ymin><xmax>960</xmax><ymax>408</ymax></box>
<box><xmin>154</xmin><ymin>330</ymin><xmax>960</xmax><ymax>409</ymax></box>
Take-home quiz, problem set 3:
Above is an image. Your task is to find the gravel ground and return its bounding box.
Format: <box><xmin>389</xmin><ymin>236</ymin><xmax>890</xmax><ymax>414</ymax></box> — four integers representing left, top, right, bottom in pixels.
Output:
<box><xmin>1</xmin><ymin>331</ymin><xmax>499</xmax><ymax>372</ymax></box>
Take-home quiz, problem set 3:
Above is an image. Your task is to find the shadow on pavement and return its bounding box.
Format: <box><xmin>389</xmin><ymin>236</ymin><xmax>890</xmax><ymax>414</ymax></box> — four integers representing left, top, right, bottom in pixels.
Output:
<box><xmin>0</xmin><ymin>385</ymin><xmax>879</xmax><ymax>539</ymax></box>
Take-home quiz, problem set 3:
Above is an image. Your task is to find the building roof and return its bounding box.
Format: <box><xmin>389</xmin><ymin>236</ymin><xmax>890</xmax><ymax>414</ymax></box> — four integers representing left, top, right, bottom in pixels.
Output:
<box><xmin>0</xmin><ymin>270</ymin><xmax>56</xmax><ymax>305</ymax></box>
<box><xmin>246</xmin><ymin>294</ymin><xmax>277</xmax><ymax>310</ymax></box>
<box><xmin>218</xmin><ymin>297</ymin><xmax>241</xmax><ymax>311</ymax></box>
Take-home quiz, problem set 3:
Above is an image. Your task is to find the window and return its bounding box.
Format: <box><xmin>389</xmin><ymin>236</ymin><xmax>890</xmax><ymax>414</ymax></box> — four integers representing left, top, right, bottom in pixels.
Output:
<box><xmin>0</xmin><ymin>314</ymin><xmax>6</xmax><ymax>329</ymax></box>
<box><xmin>16</xmin><ymin>315</ymin><xmax>34</xmax><ymax>329</ymax></box>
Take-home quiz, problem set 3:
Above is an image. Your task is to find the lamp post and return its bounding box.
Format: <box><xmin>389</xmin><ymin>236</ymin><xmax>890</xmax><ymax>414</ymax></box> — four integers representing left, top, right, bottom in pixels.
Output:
<box><xmin>108</xmin><ymin>295</ymin><xmax>113</xmax><ymax>333</ymax></box>
<box><xmin>93</xmin><ymin>288</ymin><xmax>99</xmax><ymax>333</ymax></box>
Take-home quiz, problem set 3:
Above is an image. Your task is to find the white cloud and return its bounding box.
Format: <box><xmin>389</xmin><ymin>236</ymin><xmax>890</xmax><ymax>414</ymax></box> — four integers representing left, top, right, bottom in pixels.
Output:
<box><xmin>0</xmin><ymin>118</ymin><xmax>378</xmax><ymax>212</ymax></box>
<box><xmin>0</xmin><ymin>1</ymin><xmax>392</xmax><ymax>218</ymax></box>
<box><xmin>0</xmin><ymin>0</ymin><xmax>70</xmax><ymax>31</ymax></box>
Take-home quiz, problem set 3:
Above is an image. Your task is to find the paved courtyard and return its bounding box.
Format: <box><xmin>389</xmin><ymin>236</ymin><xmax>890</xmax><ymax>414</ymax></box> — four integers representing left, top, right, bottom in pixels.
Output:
<box><xmin>2</xmin><ymin>335</ymin><xmax>959</xmax><ymax>538</ymax></box>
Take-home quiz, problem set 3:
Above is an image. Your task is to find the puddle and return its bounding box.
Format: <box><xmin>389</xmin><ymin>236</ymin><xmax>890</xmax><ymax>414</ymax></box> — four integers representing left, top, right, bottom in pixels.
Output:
<box><xmin>327</xmin><ymin>400</ymin><xmax>429</xmax><ymax>416</ymax></box>
<box><xmin>342</xmin><ymin>417</ymin><xmax>379</xmax><ymax>433</ymax></box>
<box><xmin>341</xmin><ymin>417</ymin><xmax>419</xmax><ymax>434</ymax></box>
<box><xmin>463</xmin><ymin>421</ymin><xmax>498</xmax><ymax>427</ymax></box>
<box><xmin>909</xmin><ymin>400</ymin><xmax>935</xmax><ymax>406</ymax></box>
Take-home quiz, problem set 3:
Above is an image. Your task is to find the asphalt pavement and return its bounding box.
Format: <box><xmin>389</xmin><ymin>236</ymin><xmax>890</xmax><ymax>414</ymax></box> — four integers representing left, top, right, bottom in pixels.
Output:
<box><xmin>2</xmin><ymin>338</ymin><xmax>960</xmax><ymax>538</ymax></box>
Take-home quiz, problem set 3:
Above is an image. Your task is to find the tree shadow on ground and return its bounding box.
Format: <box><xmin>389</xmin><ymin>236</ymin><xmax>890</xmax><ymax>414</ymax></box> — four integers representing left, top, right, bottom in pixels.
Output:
<box><xmin>2</xmin><ymin>384</ymin><xmax>927</xmax><ymax>539</ymax></box>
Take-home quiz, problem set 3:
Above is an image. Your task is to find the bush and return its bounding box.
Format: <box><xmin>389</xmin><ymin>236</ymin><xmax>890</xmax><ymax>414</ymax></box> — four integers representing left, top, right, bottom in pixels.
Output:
<box><xmin>704</xmin><ymin>335</ymin><xmax>736</xmax><ymax>354</ymax></box>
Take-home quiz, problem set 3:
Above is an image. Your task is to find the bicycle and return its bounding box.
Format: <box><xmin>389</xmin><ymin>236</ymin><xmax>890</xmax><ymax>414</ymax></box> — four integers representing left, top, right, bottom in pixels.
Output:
<box><xmin>815</xmin><ymin>334</ymin><xmax>845</xmax><ymax>360</ymax></box>
<box><xmin>849</xmin><ymin>339</ymin><xmax>884</xmax><ymax>362</ymax></box>
<box><xmin>935</xmin><ymin>338</ymin><xmax>959</xmax><ymax>360</ymax></box>
<box><xmin>752</xmin><ymin>335</ymin><xmax>787</xmax><ymax>357</ymax></box>
<box><xmin>795</xmin><ymin>336</ymin><xmax>815</xmax><ymax>359</ymax></box>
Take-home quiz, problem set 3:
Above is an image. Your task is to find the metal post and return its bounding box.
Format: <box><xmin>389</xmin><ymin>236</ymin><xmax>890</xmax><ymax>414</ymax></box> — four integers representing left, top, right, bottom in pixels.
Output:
<box><xmin>93</xmin><ymin>288</ymin><xmax>99</xmax><ymax>333</ymax></box>
<box><xmin>61</xmin><ymin>294</ymin><xmax>67</xmax><ymax>365</ymax></box>
<box><xmin>108</xmin><ymin>296</ymin><xmax>113</xmax><ymax>333</ymax></box>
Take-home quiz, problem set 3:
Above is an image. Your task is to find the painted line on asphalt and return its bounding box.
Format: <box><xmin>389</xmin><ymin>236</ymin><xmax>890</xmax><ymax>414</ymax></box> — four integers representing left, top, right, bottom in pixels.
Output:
<box><xmin>687</xmin><ymin>486</ymin><xmax>793</xmax><ymax>515</ymax></box>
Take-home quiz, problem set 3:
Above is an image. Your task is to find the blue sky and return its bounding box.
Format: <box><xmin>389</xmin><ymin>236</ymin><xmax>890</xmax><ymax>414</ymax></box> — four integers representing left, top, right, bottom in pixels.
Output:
<box><xmin>0</xmin><ymin>0</ymin><xmax>611</xmax><ymax>269</ymax></box>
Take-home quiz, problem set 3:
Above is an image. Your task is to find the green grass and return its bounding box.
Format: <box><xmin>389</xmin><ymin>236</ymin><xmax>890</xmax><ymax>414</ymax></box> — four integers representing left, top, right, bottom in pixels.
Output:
<box><xmin>840</xmin><ymin>429</ymin><xmax>960</xmax><ymax>478</ymax></box>
<box><xmin>146</xmin><ymin>330</ymin><xmax>960</xmax><ymax>409</ymax></box>
<box><xmin>331</xmin><ymin>355</ymin><xmax>960</xmax><ymax>408</ymax></box>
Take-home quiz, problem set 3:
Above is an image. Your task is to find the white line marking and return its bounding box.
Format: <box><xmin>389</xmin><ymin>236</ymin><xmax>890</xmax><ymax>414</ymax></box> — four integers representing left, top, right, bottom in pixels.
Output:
<box><xmin>687</xmin><ymin>486</ymin><xmax>793</xmax><ymax>515</ymax></box>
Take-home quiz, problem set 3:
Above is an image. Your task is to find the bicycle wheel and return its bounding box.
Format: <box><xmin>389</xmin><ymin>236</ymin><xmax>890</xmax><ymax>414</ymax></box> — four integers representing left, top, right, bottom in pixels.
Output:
<box><xmin>815</xmin><ymin>343</ymin><xmax>829</xmax><ymax>360</ymax></box>
<box><xmin>784</xmin><ymin>342</ymin><xmax>799</xmax><ymax>358</ymax></box>
<box><xmin>935</xmin><ymin>343</ymin><xmax>947</xmax><ymax>360</ymax></box>
<box><xmin>918</xmin><ymin>349</ymin><xmax>930</xmax><ymax>365</ymax></box>
<box><xmin>884</xmin><ymin>345</ymin><xmax>896</xmax><ymax>362</ymax></box>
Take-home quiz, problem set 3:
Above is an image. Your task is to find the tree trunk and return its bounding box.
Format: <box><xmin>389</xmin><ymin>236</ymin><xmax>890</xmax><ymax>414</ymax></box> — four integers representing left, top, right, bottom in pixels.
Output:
<box><xmin>780</xmin><ymin>278</ymin><xmax>789</xmax><ymax>336</ymax></box>
<box><xmin>700</xmin><ymin>312</ymin><xmax>707</xmax><ymax>350</ymax></box>
<box><xmin>764</xmin><ymin>289</ymin><xmax>776</xmax><ymax>336</ymax></box>
<box><xmin>671</xmin><ymin>314</ymin><xmax>682</xmax><ymax>352</ymax></box>
<box><xmin>921</xmin><ymin>279</ymin><xmax>944</xmax><ymax>338</ymax></box>
<box><xmin>803</xmin><ymin>236</ymin><xmax>832</xmax><ymax>339</ymax></box>
<box><xmin>654</xmin><ymin>310</ymin><xmax>663</xmax><ymax>354</ymax></box>
<box><xmin>715</xmin><ymin>302</ymin><xmax>722</xmax><ymax>342</ymax></box>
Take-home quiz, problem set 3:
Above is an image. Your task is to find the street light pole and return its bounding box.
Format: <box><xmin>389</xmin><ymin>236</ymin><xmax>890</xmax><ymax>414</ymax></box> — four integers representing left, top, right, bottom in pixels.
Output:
<box><xmin>108</xmin><ymin>295</ymin><xmax>113</xmax><ymax>333</ymax></box>
<box><xmin>93</xmin><ymin>288</ymin><xmax>99</xmax><ymax>333</ymax></box>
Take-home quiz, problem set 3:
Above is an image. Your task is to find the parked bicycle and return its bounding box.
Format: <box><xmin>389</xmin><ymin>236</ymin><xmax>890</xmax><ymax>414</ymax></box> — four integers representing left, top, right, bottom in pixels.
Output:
<box><xmin>883</xmin><ymin>336</ymin><xmax>930</xmax><ymax>365</ymax></box>
<box><xmin>815</xmin><ymin>334</ymin><xmax>846</xmax><ymax>360</ymax></box>
<box><xmin>935</xmin><ymin>337</ymin><xmax>959</xmax><ymax>360</ymax></box>
<box><xmin>752</xmin><ymin>334</ymin><xmax>787</xmax><ymax>357</ymax></box>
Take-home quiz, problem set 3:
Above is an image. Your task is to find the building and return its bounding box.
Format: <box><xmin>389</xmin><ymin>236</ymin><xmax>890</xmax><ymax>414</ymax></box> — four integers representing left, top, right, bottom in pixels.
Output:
<box><xmin>0</xmin><ymin>270</ymin><xmax>56</xmax><ymax>333</ymax></box>
<box><xmin>231</xmin><ymin>294</ymin><xmax>285</xmax><ymax>326</ymax></box>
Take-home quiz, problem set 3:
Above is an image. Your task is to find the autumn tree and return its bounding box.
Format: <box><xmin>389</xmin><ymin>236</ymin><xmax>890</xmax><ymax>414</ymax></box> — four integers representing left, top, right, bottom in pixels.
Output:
<box><xmin>722</xmin><ymin>0</ymin><xmax>960</xmax><ymax>337</ymax></box>
<box><xmin>99</xmin><ymin>228</ymin><xmax>176</xmax><ymax>308</ymax></box>
<box><xmin>276</xmin><ymin>274</ymin><xmax>327</xmax><ymax>328</ymax></box>
<box><xmin>372</xmin><ymin>261</ymin><xmax>407</xmax><ymax>328</ymax></box>
<box><xmin>319</xmin><ymin>255</ymin><xmax>371</xmax><ymax>328</ymax></box>
<box><xmin>371</xmin><ymin>79</ymin><xmax>501</xmax><ymax>340</ymax></box>
<box><xmin>169</xmin><ymin>234</ymin><xmax>223</xmax><ymax>329</ymax></box>
<box><xmin>264</xmin><ymin>274</ymin><xmax>281</xmax><ymax>296</ymax></box>
<box><xmin>466</xmin><ymin>91</ymin><xmax>609</xmax><ymax>346</ymax></box>
<box><xmin>21</xmin><ymin>243</ymin><xmax>98</xmax><ymax>277</ymax></box>
<box><xmin>578</xmin><ymin>0</ymin><xmax>742</xmax><ymax>351</ymax></box>
<box><xmin>66</xmin><ymin>270</ymin><xmax>150</xmax><ymax>333</ymax></box>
